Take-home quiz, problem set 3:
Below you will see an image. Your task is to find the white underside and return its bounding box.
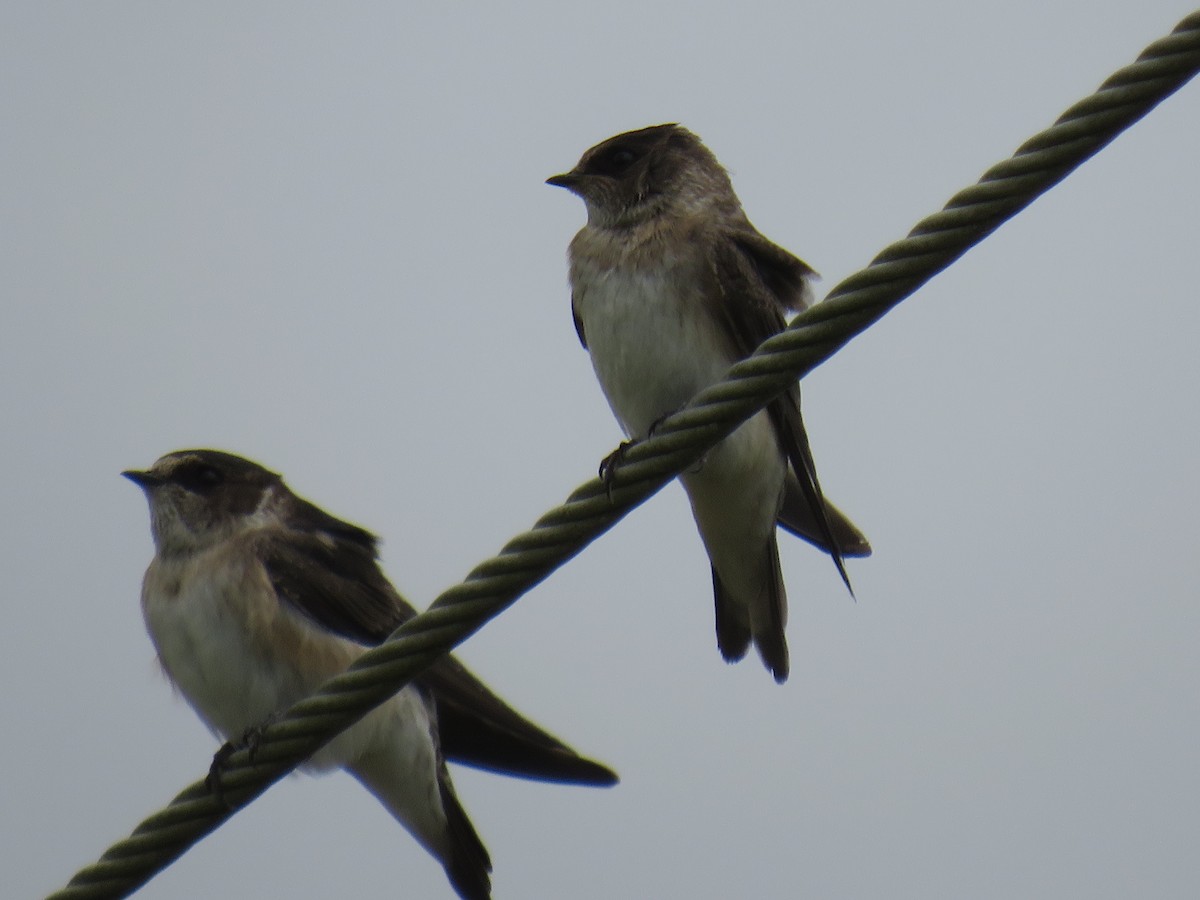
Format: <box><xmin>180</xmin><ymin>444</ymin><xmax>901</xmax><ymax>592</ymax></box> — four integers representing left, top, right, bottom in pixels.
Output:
<box><xmin>141</xmin><ymin>543</ymin><xmax>450</xmax><ymax>856</ymax></box>
<box><xmin>575</xmin><ymin>261</ymin><xmax>787</xmax><ymax>627</ymax></box>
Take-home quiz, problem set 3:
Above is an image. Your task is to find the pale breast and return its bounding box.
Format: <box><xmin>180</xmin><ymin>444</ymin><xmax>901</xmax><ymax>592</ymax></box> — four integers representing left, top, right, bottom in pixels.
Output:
<box><xmin>141</xmin><ymin>543</ymin><xmax>362</xmax><ymax>742</ymax></box>
<box><xmin>570</xmin><ymin>225</ymin><xmax>734</xmax><ymax>439</ymax></box>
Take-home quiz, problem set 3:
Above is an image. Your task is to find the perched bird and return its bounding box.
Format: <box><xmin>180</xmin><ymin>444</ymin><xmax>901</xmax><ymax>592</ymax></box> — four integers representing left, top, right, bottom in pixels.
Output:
<box><xmin>125</xmin><ymin>449</ymin><xmax>617</xmax><ymax>900</ymax></box>
<box><xmin>548</xmin><ymin>124</ymin><xmax>870</xmax><ymax>683</ymax></box>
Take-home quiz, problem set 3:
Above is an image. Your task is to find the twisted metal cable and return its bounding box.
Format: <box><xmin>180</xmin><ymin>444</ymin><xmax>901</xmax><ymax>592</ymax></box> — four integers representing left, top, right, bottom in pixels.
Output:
<box><xmin>52</xmin><ymin>12</ymin><xmax>1200</xmax><ymax>899</ymax></box>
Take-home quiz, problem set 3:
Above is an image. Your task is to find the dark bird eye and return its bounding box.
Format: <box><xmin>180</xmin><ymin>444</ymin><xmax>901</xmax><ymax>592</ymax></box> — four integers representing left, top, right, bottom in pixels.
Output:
<box><xmin>174</xmin><ymin>463</ymin><xmax>225</xmax><ymax>493</ymax></box>
<box><xmin>610</xmin><ymin>148</ymin><xmax>635</xmax><ymax>167</ymax></box>
<box><xmin>592</xmin><ymin>146</ymin><xmax>638</xmax><ymax>176</ymax></box>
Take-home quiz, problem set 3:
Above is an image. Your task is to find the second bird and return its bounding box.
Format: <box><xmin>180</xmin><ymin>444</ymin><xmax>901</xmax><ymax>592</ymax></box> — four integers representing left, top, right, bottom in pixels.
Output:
<box><xmin>125</xmin><ymin>449</ymin><xmax>617</xmax><ymax>900</ymax></box>
<box><xmin>548</xmin><ymin>124</ymin><xmax>870</xmax><ymax>683</ymax></box>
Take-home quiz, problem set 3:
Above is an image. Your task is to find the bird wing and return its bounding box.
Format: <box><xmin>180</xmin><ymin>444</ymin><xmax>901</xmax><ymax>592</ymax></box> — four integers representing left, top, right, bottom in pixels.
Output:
<box><xmin>257</xmin><ymin>523</ymin><xmax>617</xmax><ymax>786</ymax></box>
<box><xmin>707</xmin><ymin>225</ymin><xmax>870</xmax><ymax>587</ymax></box>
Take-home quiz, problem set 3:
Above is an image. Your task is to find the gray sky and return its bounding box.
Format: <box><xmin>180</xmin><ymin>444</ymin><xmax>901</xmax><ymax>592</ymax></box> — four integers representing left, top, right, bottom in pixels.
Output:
<box><xmin>4</xmin><ymin>3</ymin><xmax>1198</xmax><ymax>898</ymax></box>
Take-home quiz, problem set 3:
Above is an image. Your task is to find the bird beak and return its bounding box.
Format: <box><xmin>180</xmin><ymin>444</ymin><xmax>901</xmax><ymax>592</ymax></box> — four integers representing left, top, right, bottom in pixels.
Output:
<box><xmin>546</xmin><ymin>172</ymin><xmax>582</xmax><ymax>190</ymax></box>
<box><xmin>122</xmin><ymin>469</ymin><xmax>161</xmax><ymax>489</ymax></box>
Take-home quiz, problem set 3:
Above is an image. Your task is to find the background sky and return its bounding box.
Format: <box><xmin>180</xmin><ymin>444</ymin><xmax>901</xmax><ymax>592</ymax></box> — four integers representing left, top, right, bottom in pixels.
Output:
<box><xmin>4</xmin><ymin>3</ymin><xmax>1198</xmax><ymax>898</ymax></box>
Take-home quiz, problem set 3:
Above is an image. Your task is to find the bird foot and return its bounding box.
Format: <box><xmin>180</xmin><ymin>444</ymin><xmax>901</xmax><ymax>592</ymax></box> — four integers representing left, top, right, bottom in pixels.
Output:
<box><xmin>598</xmin><ymin>441</ymin><xmax>634</xmax><ymax>500</ymax></box>
<box><xmin>205</xmin><ymin>714</ymin><xmax>280</xmax><ymax>806</ymax></box>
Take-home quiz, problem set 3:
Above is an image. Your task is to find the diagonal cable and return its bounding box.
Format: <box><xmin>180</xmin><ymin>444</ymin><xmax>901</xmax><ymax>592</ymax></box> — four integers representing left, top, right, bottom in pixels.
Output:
<box><xmin>51</xmin><ymin>11</ymin><xmax>1200</xmax><ymax>899</ymax></box>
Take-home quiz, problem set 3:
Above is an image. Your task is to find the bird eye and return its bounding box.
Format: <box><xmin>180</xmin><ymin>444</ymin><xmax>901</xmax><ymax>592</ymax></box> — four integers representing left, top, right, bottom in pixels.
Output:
<box><xmin>592</xmin><ymin>145</ymin><xmax>638</xmax><ymax>176</ymax></box>
<box><xmin>174</xmin><ymin>462</ymin><xmax>225</xmax><ymax>493</ymax></box>
<box><xmin>610</xmin><ymin>148</ymin><xmax>635</xmax><ymax>167</ymax></box>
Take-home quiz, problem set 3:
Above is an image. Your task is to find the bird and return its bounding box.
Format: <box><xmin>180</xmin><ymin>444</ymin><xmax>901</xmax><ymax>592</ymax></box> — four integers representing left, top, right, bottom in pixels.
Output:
<box><xmin>125</xmin><ymin>448</ymin><xmax>618</xmax><ymax>899</ymax></box>
<box><xmin>548</xmin><ymin>123</ymin><xmax>870</xmax><ymax>683</ymax></box>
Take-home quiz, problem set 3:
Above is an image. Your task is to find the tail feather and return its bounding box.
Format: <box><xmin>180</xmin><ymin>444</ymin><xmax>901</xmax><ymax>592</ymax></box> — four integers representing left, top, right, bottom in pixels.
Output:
<box><xmin>750</xmin><ymin>538</ymin><xmax>789</xmax><ymax>684</ymax></box>
<box><xmin>712</xmin><ymin>551</ymin><xmax>789</xmax><ymax>684</ymax></box>
<box><xmin>439</xmin><ymin>778</ymin><xmax>493</xmax><ymax>900</ymax></box>
<box><xmin>346</xmin><ymin>751</ymin><xmax>492</xmax><ymax>900</ymax></box>
<box><xmin>712</xmin><ymin>567</ymin><xmax>752</xmax><ymax>663</ymax></box>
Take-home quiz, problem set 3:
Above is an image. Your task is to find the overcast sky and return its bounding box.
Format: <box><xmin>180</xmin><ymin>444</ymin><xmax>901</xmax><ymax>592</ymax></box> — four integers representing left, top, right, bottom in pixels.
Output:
<box><xmin>4</xmin><ymin>3</ymin><xmax>1198</xmax><ymax>898</ymax></box>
